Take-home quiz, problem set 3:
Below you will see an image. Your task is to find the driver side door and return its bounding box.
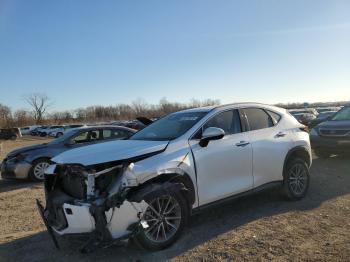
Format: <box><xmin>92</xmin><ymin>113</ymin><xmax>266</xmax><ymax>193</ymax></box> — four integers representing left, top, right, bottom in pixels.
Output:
<box><xmin>189</xmin><ymin>109</ymin><xmax>253</xmax><ymax>206</ymax></box>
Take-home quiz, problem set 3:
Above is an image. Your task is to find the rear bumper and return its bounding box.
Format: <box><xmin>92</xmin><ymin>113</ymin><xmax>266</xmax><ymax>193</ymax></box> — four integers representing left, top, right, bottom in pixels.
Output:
<box><xmin>1</xmin><ymin>161</ymin><xmax>32</xmax><ymax>179</ymax></box>
<box><xmin>310</xmin><ymin>135</ymin><xmax>350</xmax><ymax>153</ymax></box>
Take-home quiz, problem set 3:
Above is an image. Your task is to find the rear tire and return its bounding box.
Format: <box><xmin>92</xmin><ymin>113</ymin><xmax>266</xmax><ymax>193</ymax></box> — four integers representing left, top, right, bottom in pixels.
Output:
<box><xmin>283</xmin><ymin>158</ymin><xmax>310</xmax><ymax>200</ymax></box>
<box><xmin>29</xmin><ymin>158</ymin><xmax>50</xmax><ymax>182</ymax></box>
<box><xmin>134</xmin><ymin>188</ymin><xmax>188</xmax><ymax>250</ymax></box>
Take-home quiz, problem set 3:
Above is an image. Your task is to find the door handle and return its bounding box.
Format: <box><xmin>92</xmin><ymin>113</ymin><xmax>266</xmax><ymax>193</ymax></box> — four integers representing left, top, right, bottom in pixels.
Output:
<box><xmin>275</xmin><ymin>132</ymin><xmax>286</xmax><ymax>138</ymax></box>
<box><xmin>236</xmin><ymin>141</ymin><xmax>250</xmax><ymax>147</ymax></box>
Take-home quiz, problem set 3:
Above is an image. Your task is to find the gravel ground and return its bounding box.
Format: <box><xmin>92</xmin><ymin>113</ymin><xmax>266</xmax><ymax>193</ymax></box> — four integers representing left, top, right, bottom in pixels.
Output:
<box><xmin>0</xmin><ymin>137</ymin><xmax>349</xmax><ymax>262</ymax></box>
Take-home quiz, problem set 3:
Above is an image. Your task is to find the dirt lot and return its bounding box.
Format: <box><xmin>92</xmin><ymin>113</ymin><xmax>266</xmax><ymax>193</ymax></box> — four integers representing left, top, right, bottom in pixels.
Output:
<box><xmin>0</xmin><ymin>137</ymin><xmax>349</xmax><ymax>262</ymax></box>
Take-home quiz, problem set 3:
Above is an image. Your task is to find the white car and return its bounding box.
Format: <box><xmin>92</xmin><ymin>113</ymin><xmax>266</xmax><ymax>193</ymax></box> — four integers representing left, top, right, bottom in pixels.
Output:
<box><xmin>48</xmin><ymin>124</ymin><xmax>86</xmax><ymax>138</ymax></box>
<box><xmin>20</xmin><ymin>125</ymin><xmax>41</xmax><ymax>135</ymax></box>
<box><xmin>38</xmin><ymin>103</ymin><xmax>312</xmax><ymax>252</ymax></box>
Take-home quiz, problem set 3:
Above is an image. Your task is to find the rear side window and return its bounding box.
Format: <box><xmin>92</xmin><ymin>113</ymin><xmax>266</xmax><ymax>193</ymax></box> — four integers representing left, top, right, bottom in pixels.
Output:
<box><xmin>243</xmin><ymin>108</ymin><xmax>274</xmax><ymax>131</ymax></box>
<box><xmin>203</xmin><ymin>110</ymin><xmax>242</xmax><ymax>135</ymax></box>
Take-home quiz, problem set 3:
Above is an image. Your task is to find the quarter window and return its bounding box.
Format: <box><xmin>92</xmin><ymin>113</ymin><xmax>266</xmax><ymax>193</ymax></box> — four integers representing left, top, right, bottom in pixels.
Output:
<box><xmin>267</xmin><ymin>110</ymin><xmax>281</xmax><ymax>125</ymax></box>
<box><xmin>243</xmin><ymin>108</ymin><xmax>274</xmax><ymax>131</ymax></box>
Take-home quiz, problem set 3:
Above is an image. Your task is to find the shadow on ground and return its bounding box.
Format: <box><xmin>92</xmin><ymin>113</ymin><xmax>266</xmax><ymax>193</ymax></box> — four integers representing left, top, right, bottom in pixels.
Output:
<box><xmin>0</xmin><ymin>155</ymin><xmax>349</xmax><ymax>262</ymax></box>
<box><xmin>0</xmin><ymin>179</ymin><xmax>41</xmax><ymax>194</ymax></box>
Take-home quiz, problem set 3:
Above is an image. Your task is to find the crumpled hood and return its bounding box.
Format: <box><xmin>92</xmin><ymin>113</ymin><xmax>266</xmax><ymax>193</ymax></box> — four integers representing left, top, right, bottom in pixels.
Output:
<box><xmin>318</xmin><ymin>120</ymin><xmax>350</xmax><ymax>129</ymax></box>
<box><xmin>52</xmin><ymin>139</ymin><xmax>169</xmax><ymax>166</ymax></box>
<box><xmin>7</xmin><ymin>143</ymin><xmax>48</xmax><ymax>158</ymax></box>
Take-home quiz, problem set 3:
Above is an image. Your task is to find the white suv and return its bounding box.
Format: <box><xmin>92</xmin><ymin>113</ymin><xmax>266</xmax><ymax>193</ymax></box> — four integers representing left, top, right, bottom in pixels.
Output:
<box><xmin>39</xmin><ymin>103</ymin><xmax>311</xmax><ymax>252</ymax></box>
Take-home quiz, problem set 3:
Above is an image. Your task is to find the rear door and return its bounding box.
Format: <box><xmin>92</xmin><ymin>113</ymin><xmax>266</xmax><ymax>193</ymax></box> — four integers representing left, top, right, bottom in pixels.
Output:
<box><xmin>189</xmin><ymin>109</ymin><xmax>253</xmax><ymax>205</ymax></box>
<box><xmin>241</xmin><ymin>108</ymin><xmax>294</xmax><ymax>187</ymax></box>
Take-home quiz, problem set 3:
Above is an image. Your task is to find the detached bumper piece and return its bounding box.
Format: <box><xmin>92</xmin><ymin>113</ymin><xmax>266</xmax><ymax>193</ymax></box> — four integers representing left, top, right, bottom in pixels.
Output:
<box><xmin>36</xmin><ymin>199</ymin><xmax>60</xmax><ymax>249</ymax></box>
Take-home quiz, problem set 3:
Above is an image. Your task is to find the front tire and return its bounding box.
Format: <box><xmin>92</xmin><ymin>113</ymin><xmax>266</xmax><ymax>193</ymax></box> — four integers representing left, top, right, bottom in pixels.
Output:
<box><xmin>283</xmin><ymin>158</ymin><xmax>310</xmax><ymax>200</ymax></box>
<box><xmin>134</xmin><ymin>189</ymin><xmax>188</xmax><ymax>250</ymax></box>
<box><xmin>29</xmin><ymin>158</ymin><xmax>50</xmax><ymax>182</ymax></box>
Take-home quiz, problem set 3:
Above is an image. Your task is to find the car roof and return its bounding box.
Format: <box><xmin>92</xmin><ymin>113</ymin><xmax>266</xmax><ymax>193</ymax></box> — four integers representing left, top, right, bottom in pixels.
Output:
<box><xmin>73</xmin><ymin>125</ymin><xmax>136</xmax><ymax>132</ymax></box>
<box><xmin>177</xmin><ymin>102</ymin><xmax>286</xmax><ymax>114</ymax></box>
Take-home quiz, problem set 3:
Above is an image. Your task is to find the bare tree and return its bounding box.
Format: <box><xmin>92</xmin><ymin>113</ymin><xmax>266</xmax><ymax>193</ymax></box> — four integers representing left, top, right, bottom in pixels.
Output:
<box><xmin>24</xmin><ymin>93</ymin><xmax>51</xmax><ymax>124</ymax></box>
<box><xmin>0</xmin><ymin>104</ymin><xmax>12</xmax><ymax>128</ymax></box>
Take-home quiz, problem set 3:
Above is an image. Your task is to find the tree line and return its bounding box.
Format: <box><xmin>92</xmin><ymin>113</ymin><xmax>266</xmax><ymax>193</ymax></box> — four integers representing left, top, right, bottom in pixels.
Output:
<box><xmin>0</xmin><ymin>94</ymin><xmax>220</xmax><ymax>128</ymax></box>
<box><xmin>1</xmin><ymin>93</ymin><xmax>348</xmax><ymax>128</ymax></box>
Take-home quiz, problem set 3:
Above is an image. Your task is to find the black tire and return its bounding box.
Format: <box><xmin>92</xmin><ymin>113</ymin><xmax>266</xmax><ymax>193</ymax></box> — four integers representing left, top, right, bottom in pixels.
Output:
<box><xmin>283</xmin><ymin>158</ymin><xmax>310</xmax><ymax>200</ymax></box>
<box><xmin>28</xmin><ymin>158</ymin><xmax>51</xmax><ymax>182</ymax></box>
<box><xmin>314</xmin><ymin>150</ymin><xmax>331</xmax><ymax>159</ymax></box>
<box><xmin>134</xmin><ymin>188</ymin><xmax>189</xmax><ymax>250</ymax></box>
<box><xmin>56</xmin><ymin>132</ymin><xmax>63</xmax><ymax>138</ymax></box>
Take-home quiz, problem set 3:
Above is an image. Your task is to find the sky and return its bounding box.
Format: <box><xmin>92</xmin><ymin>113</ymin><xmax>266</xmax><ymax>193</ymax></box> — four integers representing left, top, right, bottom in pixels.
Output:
<box><xmin>0</xmin><ymin>0</ymin><xmax>350</xmax><ymax>111</ymax></box>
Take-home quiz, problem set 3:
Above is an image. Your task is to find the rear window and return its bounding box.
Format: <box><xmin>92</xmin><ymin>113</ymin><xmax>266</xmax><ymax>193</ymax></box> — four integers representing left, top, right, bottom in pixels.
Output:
<box><xmin>243</xmin><ymin>108</ymin><xmax>274</xmax><ymax>131</ymax></box>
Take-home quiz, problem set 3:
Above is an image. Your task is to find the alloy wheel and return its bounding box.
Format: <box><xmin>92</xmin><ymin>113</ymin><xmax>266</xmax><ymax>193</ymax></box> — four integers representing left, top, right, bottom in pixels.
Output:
<box><xmin>143</xmin><ymin>195</ymin><xmax>182</xmax><ymax>243</ymax></box>
<box><xmin>288</xmin><ymin>163</ymin><xmax>308</xmax><ymax>195</ymax></box>
<box><xmin>33</xmin><ymin>162</ymin><xmax>50</xmax><ymax>180</ymax></box>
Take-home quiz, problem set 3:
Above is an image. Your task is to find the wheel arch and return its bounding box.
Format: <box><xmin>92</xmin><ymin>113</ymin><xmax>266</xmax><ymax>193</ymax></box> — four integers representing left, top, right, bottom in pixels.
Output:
<box><xmin>283</xmin><ymin>146</ymin><xmax>311</xmax><ymax>178</ymax></box>
<box><xmin>128</xmin><ymin>172</ymin><xmax>196</xmax><ymax>207</ymax></box>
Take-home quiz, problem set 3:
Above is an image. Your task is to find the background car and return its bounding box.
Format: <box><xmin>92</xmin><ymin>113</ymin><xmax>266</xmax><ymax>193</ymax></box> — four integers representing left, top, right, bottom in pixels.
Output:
<box><xmin>39</xmin><ymin>125</ymin><xmax>64</xmax><ymax>137</ymax></box>
<box><xmin>290</xmin><ymin>112</ymin><xmax>316</xmax><ymax>126</ymax></box>
<box><xmin>310</xmin><ymin>106</ymin><xmax>350</xmax><ymax>158</ymax></box>
<box><xmin>20</xmin><ymin>125</ymin><xmax>41</xmax><ymax>135</ymax></box>
<box><xmin>1</xmin><ymin>125</ymin><xmax>136</xmax><ymax>181</ymax></box>
<box><xmin>48</xmin><ymin>124</ymin><xmax>86</xmax><ymax>138</ymax></box>
<box><xmin>289</xmin><ymin>108</ymin><xmax>318</xmax><ymax>116</ymax></box>
<box><xmin>0</xmin><ymin>128</ymin><xmax>21</xmax><ymax>140</ymax></box>
<box><xmin>309</xmin><ymin>111</ymin><xmax>337</xmax><ymax>129</ymax></box>
<box><xmin>31</xmin><ymin>126</ymin><xmax>50</xmax><ymax>136</ymax></box>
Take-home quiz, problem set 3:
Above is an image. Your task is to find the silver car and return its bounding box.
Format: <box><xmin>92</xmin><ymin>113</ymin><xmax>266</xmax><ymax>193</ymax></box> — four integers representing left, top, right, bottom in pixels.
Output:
<box><xmin>39</xmin><ymin>103</ymin><xmax>312</xmax><ymax>252</ymax></box>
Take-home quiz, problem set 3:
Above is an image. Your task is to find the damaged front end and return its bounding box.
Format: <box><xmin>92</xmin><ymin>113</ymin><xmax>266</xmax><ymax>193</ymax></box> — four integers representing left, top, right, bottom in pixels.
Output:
<box><xmin>37</xmin><ymin>161</ymin><xmax>148</xmax><ymax>253</ymax></box>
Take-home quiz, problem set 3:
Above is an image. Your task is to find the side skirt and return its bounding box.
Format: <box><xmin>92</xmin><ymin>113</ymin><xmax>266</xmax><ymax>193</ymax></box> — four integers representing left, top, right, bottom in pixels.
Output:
<box><xmin>192</xmin><ymin>181</ymin><xmax>283</xmax><ymax>214</ymax></box>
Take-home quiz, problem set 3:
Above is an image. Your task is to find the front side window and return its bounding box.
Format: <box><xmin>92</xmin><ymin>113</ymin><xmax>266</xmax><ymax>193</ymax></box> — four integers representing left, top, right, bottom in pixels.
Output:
<box><xmin>72</xmin><ymin>130</ymin><xmax>100</xmax><ymax>143</ymax></box>
<box><xmin>203</xmin><ymin>110</ymin><xmax>242</xmax><ymax>135</ymax></box>
<box><xmin>243</xmin><ymin>108</ymin><xmax>274</xmax><ymax>131</ymax></box>
<box><xmin>331</xmin><ymin>107</ymin><xmax>350</xmax><ymax>121</ymax></box>
<box><xmin>131</xmin><ymin>111</ymin><xmax>208</xmax><ymax>141</ymax></box>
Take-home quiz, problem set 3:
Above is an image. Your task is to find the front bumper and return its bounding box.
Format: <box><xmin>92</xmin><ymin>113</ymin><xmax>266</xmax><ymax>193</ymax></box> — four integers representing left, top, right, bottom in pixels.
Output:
<box><xmin>310</xmin><ymin>135</ymin><xmax>350</xmax><ymax>153</ymax></box>
<box><xmin>41</xmin><ymin>187</ymin><xmax>148</xmax><ymax>243</ymax></box>
<box><xmin>1</xmin><ymin>160</ymin><xmax>32</xmax><ymax>179</ymax></box>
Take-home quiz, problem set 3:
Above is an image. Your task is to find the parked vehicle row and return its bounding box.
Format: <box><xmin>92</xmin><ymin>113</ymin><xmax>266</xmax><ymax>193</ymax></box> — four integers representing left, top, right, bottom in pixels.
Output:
<box><xmin>288</xmin><ymin>106</ymin><xmax>341</xmax><ymax>127</ymax></box>
<box><xmin>31</xmin><ymin>103</ymin><xmax>312</xmax><ymax>252</ymax></box>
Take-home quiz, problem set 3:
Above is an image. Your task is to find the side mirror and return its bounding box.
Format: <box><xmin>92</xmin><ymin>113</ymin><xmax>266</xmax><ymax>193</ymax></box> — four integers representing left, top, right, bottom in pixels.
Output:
<box><xmin>199</xmin><ymin>127</ymin><xmax>225</xmax><ymax>147</ymax></box>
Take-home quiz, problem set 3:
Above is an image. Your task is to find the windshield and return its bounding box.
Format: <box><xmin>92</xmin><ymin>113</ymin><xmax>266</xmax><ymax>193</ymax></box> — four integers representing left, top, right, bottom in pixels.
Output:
<box><xmin>131</xmin><ymin>111</ymin><xmax>208</xmax><ymax>141</ymax></box>
<box><xmin>48</xmin><ymin>129</ymin><xmax>79</xmax><ymax>144</ymax></box>
<box><xmin>331</xmin><ymin>107</ymin><xmax>350</xmax><ymax>121</ymax></box>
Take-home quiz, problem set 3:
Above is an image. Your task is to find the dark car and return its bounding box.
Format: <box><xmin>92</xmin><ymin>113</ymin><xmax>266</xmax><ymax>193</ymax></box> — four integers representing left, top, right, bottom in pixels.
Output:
<box><xmin>1</xmin><ymin>126</ymin><xmax>136</xmax><ymax>181</ymax></box>
<box><xmin>310</xmin><ymin>106</ymin><xmax>350</xmax><ymax>158</ymax></box>
<box><xmin>308</xmin><ymin>111</ymin><xmax>337</xmax><ymax>129</ymax></box>
<box><xmin>30</xmin><ymin>126</ymin><xmax>47</xmax><ymax>136</ymax></box>
<box><xmin>0</xmin><ymin>128</ymin><xmax>21</xmax><ymax>140</ymax></box>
